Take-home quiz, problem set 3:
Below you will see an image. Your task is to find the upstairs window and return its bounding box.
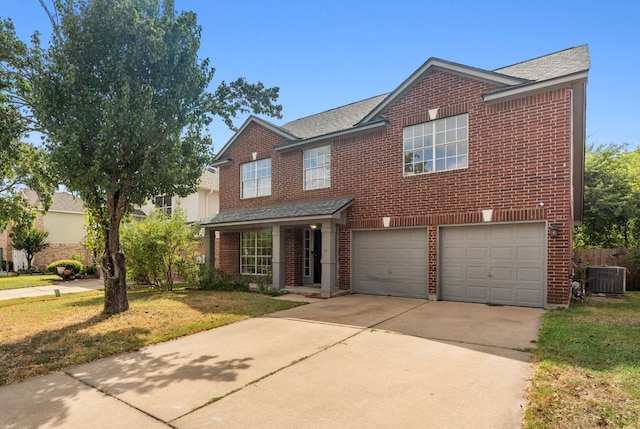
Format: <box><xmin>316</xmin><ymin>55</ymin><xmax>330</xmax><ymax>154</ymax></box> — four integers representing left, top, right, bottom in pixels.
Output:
<box><xmin>154</xmin><ymin>195</ymin><xmax>172</xmax><ymax>214</ymax></box>
<box><xmin>403</xmin><ymin>113</ymin><xmax>468</xmax><ymax>175</ymax></box>
<box><xmin>303</xmin><ymin>145</ymin><xmax>331</xmax><ymax>190</ymax></box>
<box><xmin>241</xmin><ymin>158</ymin><xmax>271</xmax><ymax>199</ymax></box>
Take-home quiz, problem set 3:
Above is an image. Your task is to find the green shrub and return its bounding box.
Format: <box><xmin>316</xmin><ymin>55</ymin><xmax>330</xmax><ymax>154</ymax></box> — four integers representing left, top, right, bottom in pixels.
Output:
<box><xmin>198</xmin><ymin>267</ymin><xmax>249</xmax><ymax>291</ymax></box>
<box><xmin>46</xmin><ymin>259</ymin><xmax>83</xmax><ymax>275</ymax></box>
<box><xmin>1</xmin><ymin>260</ymin><xmax>13</xmax><ymax>271</ymax></box>
<box><xmin>80</xmin><ymin>265</ymin><xmax>97</xmax><ymax>276</ymax></box>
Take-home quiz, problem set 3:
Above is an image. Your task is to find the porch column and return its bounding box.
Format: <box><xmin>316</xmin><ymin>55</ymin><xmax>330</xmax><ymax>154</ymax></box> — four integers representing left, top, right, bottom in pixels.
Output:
<box><xmin>320</xmin><ymin>221</ymin><xmax>337</xmax><ymax>297</ymax></box>
<box><xmin>204</xmin><ymin>228</ymin><xmax>215</xmax><ymax>269</ymax></box>
<box><xmin>271</xmin><ymin>225</ymin><xmax>285</xmax><ymax>290</ymax></box>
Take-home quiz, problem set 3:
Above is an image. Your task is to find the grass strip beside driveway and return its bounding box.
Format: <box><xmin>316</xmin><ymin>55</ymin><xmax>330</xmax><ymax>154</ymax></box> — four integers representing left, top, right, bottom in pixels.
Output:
<box><xmin>0</xmin><ymin>287</ymin><xmax>304</xmax><ymax>386</ymax></box>
<box><xmin>524</xmin><ymin>292</ymin><xmax>640</xmax><ymax>428</ymax></box>
<box><xmin>0</xmin><ymin>274</ymin><xmax>60</xmax><ymax>291</ymax></box>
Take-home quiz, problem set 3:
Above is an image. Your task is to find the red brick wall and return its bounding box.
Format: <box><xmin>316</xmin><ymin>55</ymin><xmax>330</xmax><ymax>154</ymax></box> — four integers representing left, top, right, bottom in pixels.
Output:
<box><xmin>217</xmin><ymin>68</ymin><xmax>575</xmax><ymax>305</ymax></box>
<box><xmin>34</xmin><ymin>244</ymin><xmax>92</xmax><ymax>270</ymax></box>
<box><xmin>219</xmin><ymin>232</ymin><xmax>240</xmax><ymax>276</ymax></box>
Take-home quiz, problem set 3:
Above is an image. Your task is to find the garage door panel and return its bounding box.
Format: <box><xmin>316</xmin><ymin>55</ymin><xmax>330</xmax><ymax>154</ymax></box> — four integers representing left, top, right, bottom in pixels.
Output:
<box><xmin>490</xmin><ymin>226</ymin><xmax>515</xmax><ymax>240</ymax></box>
<box><xmin>490</xmin><ymin>287</ymin><xmax>514</xmax><ymax>302</ymax></box>
<box><xmin>517</xmin><ymin>224</ymin><xmax>543</xmax><ymax>239</ymax></box>
<box><xmin>465</xmin><ymin>285</ymin><xmax>487</xmax><ymax>300</ymax></box>
<box><xmin>353</xmin><ymin>228</ymin><xmax>428</xmax><ymax>299</ymax></box>
<box><xmin>466</xmin><ymin>228</ymin><xmax>489</xmax><ymax>240</ymax></box>
<box><xmin>517</xmin><ymin>246</ymin><xmax>542</xmax><ymax>260</ymax></box>
<box><xmin>491</xmin><ymin>247</ymin><xmax>514</xmax><ymax>260</ymax></box>
<box><xmin>443</xmin><ymin>246</ymin><xmax>465</xmax><ymax>259</ymax></box>
<box><xmin>517</xmin><ymin>267</ymin><xmax>542</xmax><ymax>281</ymax></box>
<box><xmin>441</xmin><ymin>223</ymin><xmax>545</xmax><ymax>307</ymax></box>
<box><xmin>490</xmin><ymin>267</ymin><xmax>513</xmax><ymax>281</ymax></box>
<box><xmin>466</xmin><ymin>247</ymin><xmax>488</xmax><ymax>259</ymax></box>
<box><xmin>517</xmin><ymin>289</ymin><xmax>543</xmax><ymax>306</ymax></box>
<box><xmin>465</xmin><ymin>266</ymin><xmax>487</xmax><ymax>281</ymax></box>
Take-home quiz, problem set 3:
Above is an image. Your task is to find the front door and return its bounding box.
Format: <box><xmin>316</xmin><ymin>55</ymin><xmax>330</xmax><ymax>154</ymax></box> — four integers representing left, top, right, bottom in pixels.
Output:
<box><xmin>303</xmin><ymin>228</ymin><xmax>322</xmax><ymax>285</ymax></box>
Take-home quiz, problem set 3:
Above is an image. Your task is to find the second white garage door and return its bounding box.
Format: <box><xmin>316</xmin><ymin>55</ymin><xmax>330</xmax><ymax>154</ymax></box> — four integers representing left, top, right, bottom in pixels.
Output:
<box><xmin>440</xmin><ymin>223</ymin><xmax>546</xmax><ymax>307</ymax></box>
<box><xmin>352</xmin><ymin>228</ymin><xmax>428</xmax><ymax>299</ymax></box>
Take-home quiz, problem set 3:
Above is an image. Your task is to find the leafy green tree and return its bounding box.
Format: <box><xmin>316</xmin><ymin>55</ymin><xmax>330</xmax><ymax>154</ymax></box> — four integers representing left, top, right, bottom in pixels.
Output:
<box><xmin>81</xmin><ymin>212</ymin><xmax>105</xmax><ymax>271</ymax></box>
<box><xmin>0</xmin><ymin>18</ymin><xmax>56</xmax><ymax>236</ymax></box>
<box><xmin>11</xmin><ymin>227</ymin><xmax>49</xmax><ymax>272</ymax></box>
<box><xmin>121</xmin><ymin>209</ymin><xmax>201</xmax><ymax>291</ymax></box>
<box><xmin>31</xmin><ymin>0</ymin><xmax>282</xmax><ymax>314</ymax></box>
<box><xmin>575</xmin><ymin>144</ymin><xmax>640</xmax><ymax>248</ymax></box>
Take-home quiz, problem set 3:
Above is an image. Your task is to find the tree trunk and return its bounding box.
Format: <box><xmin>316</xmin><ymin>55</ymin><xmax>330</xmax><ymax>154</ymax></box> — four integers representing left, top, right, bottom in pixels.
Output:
<box><xmin>102</xmin><ymin>248</ymin><xmax>128</xmax><ymax>314</ymax></box>
<box><xmin>101</xmin><ymin>193</ymin><xmax>129</xmax><ymax>315</ymax></box>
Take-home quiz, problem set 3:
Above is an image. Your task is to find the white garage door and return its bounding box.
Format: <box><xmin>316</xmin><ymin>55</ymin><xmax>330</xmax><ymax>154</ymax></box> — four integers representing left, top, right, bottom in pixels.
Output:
<box><xmin>440</xmin><ymin>223</ymin><xmax>546</xmax><ymax>307</ymax></box>
<box><xmin>353</xmin><ymin>228</ymin><xmax>428</xmax><ymax>299</ymax></box>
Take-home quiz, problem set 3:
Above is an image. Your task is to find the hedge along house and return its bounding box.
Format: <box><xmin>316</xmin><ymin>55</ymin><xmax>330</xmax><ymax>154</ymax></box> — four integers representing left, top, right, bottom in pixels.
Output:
<box><xmin>202</xmin><ymin>45</ymin><xmax>589</xmax><ymax>308</ymax></box>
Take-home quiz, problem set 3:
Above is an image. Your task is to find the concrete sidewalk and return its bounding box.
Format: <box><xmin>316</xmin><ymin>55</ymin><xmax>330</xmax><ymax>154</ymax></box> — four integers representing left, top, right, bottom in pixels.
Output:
<box><xmin>0</xmin><ymin>295</ymin><xmax>543</xmax><ymax>428</ymax></box>
<box><xmin>0</xmin><ymin>278</ymin><xmax>104</xmax><ymax>301</ymax></box>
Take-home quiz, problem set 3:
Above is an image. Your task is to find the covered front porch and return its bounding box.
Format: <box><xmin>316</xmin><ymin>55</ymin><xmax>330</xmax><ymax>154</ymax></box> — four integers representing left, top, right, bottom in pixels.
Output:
<box><xmin>202</xmin><ymin>197</ymin><xmax>354</xmax><ymax>297</ymax></box>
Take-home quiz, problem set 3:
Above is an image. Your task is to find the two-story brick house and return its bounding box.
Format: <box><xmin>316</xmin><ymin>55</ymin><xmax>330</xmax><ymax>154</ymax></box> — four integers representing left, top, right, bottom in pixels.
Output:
<box><xmin>203</xmin><ymin>45</ymin><xmax>589</xmax><ymax>308</ymax></box>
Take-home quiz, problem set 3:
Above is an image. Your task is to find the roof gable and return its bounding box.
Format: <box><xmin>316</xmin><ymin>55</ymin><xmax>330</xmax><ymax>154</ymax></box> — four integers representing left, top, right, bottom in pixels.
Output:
<box><xmin>213</xmin><ymin>116</ymin><xmax>297</xmax><ymax>164</ymax></box>
<box><xmin>359</xmin><ymin>58</ymin><xmax>525</xmax><ymax>124</ymax></box>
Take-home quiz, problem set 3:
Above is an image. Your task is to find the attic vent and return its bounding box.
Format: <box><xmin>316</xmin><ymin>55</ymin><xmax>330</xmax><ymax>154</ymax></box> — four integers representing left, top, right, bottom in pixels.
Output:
<box><xmin>587</xmin><ymin>266</ymin><xmax>626</xmax><ymax>294</ymax></box>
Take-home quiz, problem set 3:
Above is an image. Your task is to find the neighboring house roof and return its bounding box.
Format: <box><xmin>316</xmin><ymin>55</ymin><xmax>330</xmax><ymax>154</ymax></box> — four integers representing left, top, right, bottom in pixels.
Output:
<box><xmin>202</xmin><ymin>197</ymin><xmax>354</xmax><ymax>227</ymax></box>
<box><xmin>22</xmin><ymin>190</ymin><xmax>84</xmax><ymax>213</ymax></box>
<box><xmin>200</xmin><ymin>168</ymin><xmax>219</xmax><ymax>191</ymax></box>
<box><xmin>213</xmin><ymin>45</ymin><xmax>589</xmax><ymax>161</ymax></box>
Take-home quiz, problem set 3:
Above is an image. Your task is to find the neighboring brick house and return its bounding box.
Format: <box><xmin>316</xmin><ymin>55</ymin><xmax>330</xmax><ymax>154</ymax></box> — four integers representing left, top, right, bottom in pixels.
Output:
<box><xmin>16</xmin><ymin>190</ymin><xmax>91</xmax><ymax>270</ymax></box>
<box><xmin>203</xmin><ymin>45</ymin><xmax>589</xmax><ymax>308</ymax></box>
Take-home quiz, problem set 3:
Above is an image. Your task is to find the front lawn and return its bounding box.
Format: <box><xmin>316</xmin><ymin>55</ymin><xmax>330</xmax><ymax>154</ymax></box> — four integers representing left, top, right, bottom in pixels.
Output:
<box><xmin>0</xmin><ymin>287</ymin><xmax>304</xmax><ymax>386</ymax></box>
<box><xmin>0</xmin><ymin>274</ymin><xmax>60</xmax><ymax>291</ymax></box>
<box><xmin>524</xmin><ymin>292</ymin><xmax>640</xmax><ymax>428</ymax></box>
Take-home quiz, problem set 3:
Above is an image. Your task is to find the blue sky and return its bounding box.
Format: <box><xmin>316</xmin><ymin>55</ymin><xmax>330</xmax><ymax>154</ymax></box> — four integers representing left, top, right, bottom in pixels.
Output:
<box><xmin>3</xmin><ymin>0</ymin><xmax>639</xmax><ymax>151</ymax></box>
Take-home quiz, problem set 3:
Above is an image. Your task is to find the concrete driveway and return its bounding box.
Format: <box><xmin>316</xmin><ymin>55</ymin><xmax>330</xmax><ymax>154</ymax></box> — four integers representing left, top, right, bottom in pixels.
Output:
<box><xmin>0</xmin><ymin>295</ymin><xmax>542</xmax><ymax>428</ymax></box>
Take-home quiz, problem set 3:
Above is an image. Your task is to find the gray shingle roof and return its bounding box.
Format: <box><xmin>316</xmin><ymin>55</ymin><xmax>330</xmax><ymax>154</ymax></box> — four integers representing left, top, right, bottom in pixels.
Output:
<box><xmin>494</xmin><ymin>45</ymin><xmax>590</xmax><ymax>82</ymax></box>
<box><xmin>203</xmin><ymin>197</ymin><xmax>354</xmax><ymax>226</ymax></box>
<box><xmin>214</xmin><ymin>45</ymin><xmax>589</xmax><ymax>161</ymax></box>
<box><xmin>281</xmin><ymin>94</ymin><xmax>388</xmax><ymax>139</ymax></box>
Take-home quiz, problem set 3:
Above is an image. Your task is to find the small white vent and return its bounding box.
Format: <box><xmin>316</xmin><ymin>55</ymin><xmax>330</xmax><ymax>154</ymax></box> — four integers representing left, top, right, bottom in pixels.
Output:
<box><xmin>587</xmin><ymin>266</ymin><xmax>626</xmax><ymax>294</ymax></box>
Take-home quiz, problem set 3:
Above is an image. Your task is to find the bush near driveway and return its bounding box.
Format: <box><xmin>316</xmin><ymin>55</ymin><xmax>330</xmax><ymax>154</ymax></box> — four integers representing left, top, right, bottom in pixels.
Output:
<box><xmin>0</xmin><ymin>287</ymin><xmax>304</xmax><ymax>386</ymax></box>
<box><xmin>524</xmin><ymin>292</ymin><xmax>640</xmax><ymax>428</ymax></box>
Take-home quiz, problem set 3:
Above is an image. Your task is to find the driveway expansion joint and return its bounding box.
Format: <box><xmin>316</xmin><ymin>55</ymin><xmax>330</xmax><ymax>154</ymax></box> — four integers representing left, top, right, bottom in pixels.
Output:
<box><xmin>171</xmin><ymin>324</ymin><xmax>367</xmax><ymax>422</ymax></box>
<box><xmin>64</xmin><ymin>370</ymin><xmax>177</xmax><ymax>428</ymax></box>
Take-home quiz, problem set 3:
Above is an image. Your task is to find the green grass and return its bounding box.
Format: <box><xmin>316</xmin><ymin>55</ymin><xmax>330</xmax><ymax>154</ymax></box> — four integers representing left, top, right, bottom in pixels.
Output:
<box><xmin>0</xmin><ymin>274</ymin><xmax>60</xmax><ymax>291</ymax></box>
<box><xmin>524</xmin><ymin>292</ymin><xmax>640</xmax><ymax>428</ymax></box>
<box><xmin>0</xmin><ymin>286</ymin><xmax>304</xmax><ymax>386</ymax></box>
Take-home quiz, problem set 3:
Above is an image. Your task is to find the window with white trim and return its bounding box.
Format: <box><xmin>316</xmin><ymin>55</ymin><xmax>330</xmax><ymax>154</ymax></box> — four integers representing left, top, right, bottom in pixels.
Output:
<box><xmin>241</xmin><ymin>231</ymin><xmax>272</xmax><ymax>275</ymax></box>
<box><xmin>303</xmin><ymin>145</ymin><xmax>331</xmax><ymax>190</ymax></box>
<box><xmin>241</xmin><ymin>158</ymin><xmax>271</xmax><ymax>198</ymax></box>
<box><xmin>154</xmin><ymin>195</ymin><xmax>172</xmax><ymax>214</ymax></box>
<box><xmin>403</xmin><ymin>113</ymin><xmax>468</xmax><ymax>175</ymax></box>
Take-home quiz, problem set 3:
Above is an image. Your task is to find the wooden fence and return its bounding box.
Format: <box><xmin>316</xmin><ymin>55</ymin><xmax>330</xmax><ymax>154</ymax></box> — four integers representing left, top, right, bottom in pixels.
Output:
<box><xmin>573</xmin><ymin>248</ymin><xmax>640</xmax><ymax>291</ymax></box>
